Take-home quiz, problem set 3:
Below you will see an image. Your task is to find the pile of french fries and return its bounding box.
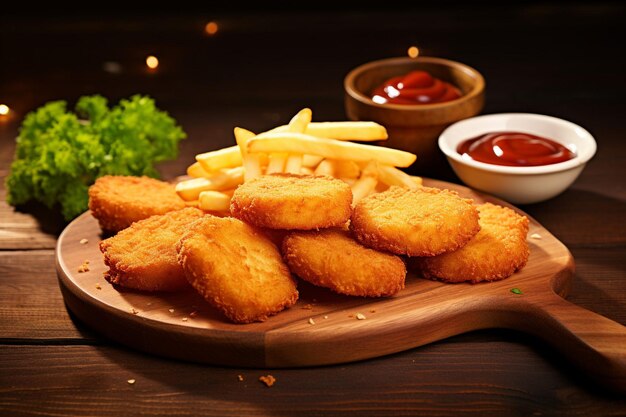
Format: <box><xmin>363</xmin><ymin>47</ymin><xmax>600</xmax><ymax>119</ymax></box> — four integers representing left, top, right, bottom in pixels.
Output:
<box><xmin>175</xmin><ymin>108</ymin><xmax>422</xmax><ymax>213</ymax></box>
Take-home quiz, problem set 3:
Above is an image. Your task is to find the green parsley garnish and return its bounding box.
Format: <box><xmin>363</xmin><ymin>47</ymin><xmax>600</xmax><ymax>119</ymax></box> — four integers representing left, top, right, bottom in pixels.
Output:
<box><xmin>6</xmin><ymin>94</ymin><xmax>186</xmax><ymax>220</ymax></box>
<box><xmin>510</xmin><ymin>288</ymin><xmax>523</xmax><ymax>295</ymax></box>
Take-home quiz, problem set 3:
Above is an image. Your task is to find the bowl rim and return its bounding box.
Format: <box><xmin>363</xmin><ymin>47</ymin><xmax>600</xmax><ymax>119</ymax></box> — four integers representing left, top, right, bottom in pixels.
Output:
<box><xmin>438</xmin><ymin>112</ymin><xmax>597</xmax><ymax>175</ymax></box>
<box><xmin>344</xmin><ymin>56</ymin><xmax>485</xmax><ymax>110</ymax></box>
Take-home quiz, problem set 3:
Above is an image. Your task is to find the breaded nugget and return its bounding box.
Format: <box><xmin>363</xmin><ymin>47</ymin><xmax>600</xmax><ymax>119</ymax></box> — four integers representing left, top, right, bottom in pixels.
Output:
<box><xmin>230</xmin><ymin>173</ymin><xmax>352</xmax><ymax>230</ymax></box>
<box><xmin>89</xmin><ymin>175</ymin><xmax>186</xmax><ymax>232</ymax></box>
<box><xmin>176</xmin><ymin>216</ymin><xmax>298</xmax><ymax>323</ymax></box>
<box><xmin>416</xmin><ymin>203</ymin><xmax>530</xmax><ymax>283</ymax></box>
<box><xmin>99</xmin><ymin>207</ymin><xmax>205</xmax><ymax>291</ymax></box>
<box><xmin>351</xmin><ymin>186</ymin><xmax>480</xmax><ymax>257</ymax></box>
<box><xmin>283</xmin><ymin>229</ymin><xmax>406</xmax><ymax>297</ymax></box>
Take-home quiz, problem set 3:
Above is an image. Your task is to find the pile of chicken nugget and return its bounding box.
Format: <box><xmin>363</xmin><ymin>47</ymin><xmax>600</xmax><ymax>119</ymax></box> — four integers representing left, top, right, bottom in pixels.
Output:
<box><xmin>89</xmin><ymin>109</ymin><xmax>530</xmax><ymax>324</ymax></box>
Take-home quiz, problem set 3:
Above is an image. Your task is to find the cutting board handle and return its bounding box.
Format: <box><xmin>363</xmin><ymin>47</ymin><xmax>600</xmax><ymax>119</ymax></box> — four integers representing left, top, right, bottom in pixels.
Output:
<box><xmin>522</xmin><ymin>292</ymin><xmax>626</xmax><ymax>392</ymax></box>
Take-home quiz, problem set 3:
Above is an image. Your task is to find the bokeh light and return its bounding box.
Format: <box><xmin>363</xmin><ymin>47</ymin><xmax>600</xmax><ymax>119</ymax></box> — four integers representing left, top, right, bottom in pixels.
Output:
<box><xmin>146</xmin><ymin>55</ymin><xmax>159</xmax><ymax>70</ymax></box>
<box><xmin>0</xmin><ymin>104</ymin><xmax>9</xmax><ymax>116</ymax></box>
<box><xmin>205</xmin><ymin>21</ymin><xmax>219</xmax><ymax>35</ymax></box>
<box><xmin>407</xmin><ymin>46</ymin><xmax>419</xmax><ymax>58</ymax></box>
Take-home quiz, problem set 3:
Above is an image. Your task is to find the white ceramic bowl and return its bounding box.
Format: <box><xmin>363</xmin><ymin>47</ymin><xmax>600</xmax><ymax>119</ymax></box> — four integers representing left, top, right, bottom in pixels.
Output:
<box><xmin>438</xmin><ymin>113</ymin><xmax>597</xmax><ymax>204</ymax></box>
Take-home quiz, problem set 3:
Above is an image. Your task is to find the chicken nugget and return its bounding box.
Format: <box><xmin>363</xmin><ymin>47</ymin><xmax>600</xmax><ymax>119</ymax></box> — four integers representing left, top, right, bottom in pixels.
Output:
<box><xmin>283</xmin><ymin>229</ymin><xmax>406</xmax><ymax>297</ymax></box>
<box><xmin>89</xmin><ymin>175</ymin><xmax>186</xmax><ymax>232</ymax></box>
<box><xmin>351</xmin><ymin>186</ymin><xmax>480</xmax><ymax>257</ymax></box>
<box><xmin>100</xmin><ymin>207</ymin><xmax>205</xmax><ymax>291</ymax></box>
<box><xmin>230</xmin><ymin>173</ymin><xmax>352</xmax><ymax>230</ymax></box>
<box><xmin>415</xmin><ymin>203</ymin><xmax>530</xmax><ymax>283</ymax></box>
<box><xmin>176</xmin><ymin>216</ymin><xmax>298</xmax><ymax>323</ymax></box>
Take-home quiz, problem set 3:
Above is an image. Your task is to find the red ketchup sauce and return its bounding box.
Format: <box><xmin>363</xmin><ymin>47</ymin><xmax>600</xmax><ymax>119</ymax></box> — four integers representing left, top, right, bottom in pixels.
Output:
<box><xmin>371</xmin><ymin>70</ymin><xmax>461</xmax><ymax>105</ymax></box>
<box><xmin>457</xmin><ymin>132</ymin><xmax>576</xmax><ymax>167</ymax></box>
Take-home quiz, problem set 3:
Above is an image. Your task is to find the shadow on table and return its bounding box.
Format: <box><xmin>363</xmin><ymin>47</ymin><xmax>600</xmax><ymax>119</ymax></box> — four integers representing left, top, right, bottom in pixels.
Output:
<box><xmin>11</xmin><ymin>200</ymin><xmax>68</xmax><ymax>236</ymax></box>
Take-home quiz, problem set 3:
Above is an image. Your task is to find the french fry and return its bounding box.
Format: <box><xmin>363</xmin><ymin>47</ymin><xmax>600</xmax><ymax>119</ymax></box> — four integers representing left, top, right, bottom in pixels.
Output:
<box><xmin>334</xmin><ymin>160</ymin><xmax>360</xmax><ymax>179</ymax></box>
<box><xmin>214</xmin><ymin>166</ymin><xmax>244</xmax><ymax>189</ymax></box>
<box><xmin>283</xmin><ymin>108</ymin><xmax>311</xmax><ymax>173</ymax></box>
<box><xmin>285</xmin><ymin>155</ymin><xmax>302</xmax><ymax>173</ymax></box>
<box><xmin>412</xmin><ymin>176</ymin><xmax>423</xmax><ymax>187</ymax></box>
<box><xmin>377</xmin><ymin>164</ymin><xmax>420</xmax><ymax>190</ymax></box>
<box><xmin>198</xmin><ymin>190</ymin><xmax>232</xmax><ymax>213</ymax></box>
<box><xmin>266</xmin><ymin>153</ymin><xmax>288</xmax><ymax>174</ymax></box>
<box><xmin>314</xmin><ymin>159</ymin><xmax>335</xmax><ymax>176</ymax></box>
<box><xmin>234</xmin><ymin>127</ymin><xmax>262</xmax><ymax>181</ymax></box>
<box><xmin>175</xmin><ymin>166</ymin><xmax>244</xmax><ymax>201</ymax></box>
<box><xmin>309</xmin><ymin>157</ymin><xmax>358</xmax><ymax>179</ymax></box>
<box><xmin>247</xmin><ymin>132</ymin><xmax>416</xmax><ymax>167</ymax></box>
<box><xmin>175</xmin><ymin>177</ymin><xmax>215</xmax><ymax>201</ymax></box>
<box><xmin>300</xmin><ymin>166</ymin><xmax>314</xmax><ymax>175</ymax></box>
<box><xmin>271</xmin><ymin>121</ymin><xmax>387</xmax><ymax>141</ymax></box>
<box><xmin>302</xmin><ymin>154</ymin><xmax>324</xmax><ymax>168</ymax></box>
<box><xmin>196</xmin><ymin>145</ymin><xmax>242</xmax><ymax>172</ymax></box>
<box><xmin>287</xmin><ymin>108</ymin><xmax>312</xmax><ymax>132</ymax></box>
<box><xmin>187</xmin><ymin>162</ymin><xmax>211</xmax><ymax>178</ymax></box>
<box><xmin>351</xmin><ymin>161</ymin><xmax>379</xmax><ymax>203</ymax></box>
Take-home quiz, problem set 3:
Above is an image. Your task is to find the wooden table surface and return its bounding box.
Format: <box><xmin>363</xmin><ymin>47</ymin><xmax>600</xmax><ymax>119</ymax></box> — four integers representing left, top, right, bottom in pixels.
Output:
<box><xmin>1</xmin><ymin>5</ymin><xmax>625</xmax><ymax>416</ymax></box>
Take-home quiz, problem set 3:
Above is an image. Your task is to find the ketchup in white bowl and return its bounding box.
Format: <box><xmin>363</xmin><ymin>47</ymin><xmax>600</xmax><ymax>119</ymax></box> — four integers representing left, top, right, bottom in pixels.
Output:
<box><xmin>457</xmin><ymin>131</ymin><xmax>576</xmax><ymax>167</ymax></box>
<box><xmin>437</xmin><ymin>113</ymin><xmax>596</xmax><ymax>204</ymax></box>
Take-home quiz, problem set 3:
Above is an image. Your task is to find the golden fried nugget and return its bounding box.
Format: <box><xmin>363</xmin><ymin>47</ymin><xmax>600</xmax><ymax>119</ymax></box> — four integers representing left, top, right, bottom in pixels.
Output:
<box><xmin>351</xmin><ymin>186</ymin><xmax>480</xmax><ymax>257</ymax></box>
<box><xmin>230</xmin><ymin>173</ymin><xmax>352</xmax><ymax>230</ymax></box>
<box><xmin>176</xmin><ymin>216</ymin><xmax>298</xmax><ymax>323</ymax></box>
<box><xmin>283</xmin><ymin>229</ymin><xmax>406</xmax><ymax>297</ymax></box>
<box><xmin>89</xmin><ymin>175</ymin><xmax>186</xmax><ymax>232</ymax></box>
<box><xmin>99</xmin><ymin>208</ymin><xmax>205</xmax><ymax>291</ymax></box>
<box><xmin>415</xmin><ymin>203</ymin><xmax>530</xmax><ymax>283</ymax></box>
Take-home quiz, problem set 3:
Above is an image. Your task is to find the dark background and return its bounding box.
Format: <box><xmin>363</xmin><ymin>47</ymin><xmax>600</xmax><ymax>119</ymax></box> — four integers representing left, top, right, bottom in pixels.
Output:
<box><xmin>2</xmin><ymin>3</ymin><xmax>624</xmax><ymax>181</ymax></box>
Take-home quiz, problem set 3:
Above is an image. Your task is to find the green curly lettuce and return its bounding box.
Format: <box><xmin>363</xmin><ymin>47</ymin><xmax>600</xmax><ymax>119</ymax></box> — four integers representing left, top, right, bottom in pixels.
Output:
<box><xmin>6</xmin><ymin>94</ymin><xmax>186</xmax><ymax>220</ymax></box>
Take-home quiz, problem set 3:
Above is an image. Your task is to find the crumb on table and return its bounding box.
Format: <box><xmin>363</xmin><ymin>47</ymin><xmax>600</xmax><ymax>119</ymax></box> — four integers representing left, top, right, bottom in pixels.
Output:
<box><xmin>259</xmin><ymin>375</ymin><xmax>276</xmax><ymax>387</ymax></box>
<box><xmin>77</xmin><ymin>261</ymin><xmax>90</xmax><ymax>273</ymax></box>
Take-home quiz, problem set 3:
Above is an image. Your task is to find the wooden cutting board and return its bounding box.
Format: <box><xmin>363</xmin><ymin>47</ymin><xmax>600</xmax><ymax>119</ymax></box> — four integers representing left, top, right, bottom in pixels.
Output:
<box><xmin>56</xmin><ymin>178</ymin><xmax>626</xmax><ymax>392</ymax></box>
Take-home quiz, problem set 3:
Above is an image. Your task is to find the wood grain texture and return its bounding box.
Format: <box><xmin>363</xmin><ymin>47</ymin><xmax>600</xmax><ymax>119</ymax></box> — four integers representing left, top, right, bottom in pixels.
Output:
<box><xmin>54</xmin><ymin>178</ymin><xmax>626</xmax><ymax>391</ymax></box>
<box><xmin>0</xmin><ymin>189</ymin><xmax>59</xmax><ymax>250</ymax></box>
<box><xmin>1</xmin><ymin>344</ymin><xmax>625</xmax><ymax>417</ymax></box>
<box><xmin>0</xmin><ymin>250</ymin><xmax>95</xmax><ymax>340</ymax></box>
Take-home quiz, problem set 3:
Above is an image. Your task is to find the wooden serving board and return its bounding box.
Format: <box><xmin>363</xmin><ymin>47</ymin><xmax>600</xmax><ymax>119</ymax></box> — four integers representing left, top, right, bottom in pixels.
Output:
<box><xmin>56</xmin><ymin>179</ymin><xmax>626</xmax><ymax>392</ymax></box>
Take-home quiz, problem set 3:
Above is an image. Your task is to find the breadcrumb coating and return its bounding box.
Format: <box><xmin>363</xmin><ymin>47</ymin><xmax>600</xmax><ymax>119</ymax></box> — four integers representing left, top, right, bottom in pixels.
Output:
<box><xmin>230</xmin><ymin>173</ymin><xmax>352</xmax><ymax>230</ymax></box>
<box><xmin>89</xmin><ymin>175</ymin><xmax>186</xmax><ymax>232</ymax></box>
<box><xmin>100</xmin><ymin>207</ymin><xmax>205</xmax><ymax>291</ymax></box>
<box><xmin>415</xmin><ymin>202</ymin><xmax>530</xmax><ymax>283</ymax></box>
<box><xmin>283</xmin><ymin>229</ymin><xmax>406</xmax><ymax>297</ymax></box>
<box><xmin>351</xmin><ymin>186</ymin><xmax>480</xmax><ymax>257</ymax></box>
<box><xmin>176</xmin><ymin>216</ymin><xmax>298</xmax><ymax>323</ymax></box>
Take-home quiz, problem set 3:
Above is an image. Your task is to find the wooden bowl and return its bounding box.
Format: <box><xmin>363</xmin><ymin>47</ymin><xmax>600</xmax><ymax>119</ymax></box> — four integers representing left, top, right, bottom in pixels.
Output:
<box><xmin>344</xmin><ymin>56</ymin><xmax>485</xmax><ymax>173</ymax></box>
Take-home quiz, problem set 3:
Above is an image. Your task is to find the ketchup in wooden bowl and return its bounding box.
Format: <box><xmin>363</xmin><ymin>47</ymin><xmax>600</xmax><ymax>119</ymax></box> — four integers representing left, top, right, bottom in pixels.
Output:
<box><xmin>457</xmin><ymin>132</ymin><xmax>576</xmax><ymax>167</ymax></box>
<box><xmin>371</xmin><ymin>70</ymin><xmax>462</xmax><ymax>105</ymax></box>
